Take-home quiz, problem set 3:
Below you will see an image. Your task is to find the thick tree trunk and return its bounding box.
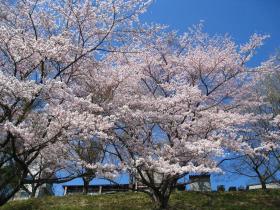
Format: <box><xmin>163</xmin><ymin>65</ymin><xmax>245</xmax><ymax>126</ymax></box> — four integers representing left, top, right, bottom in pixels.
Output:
<box><xmin>151</xmin><ymin>188</ymin><xmax>171</xmax><ymax>209</ymax></box>
<box><xmin>0</xmin><ymin>184</ymin><xmax>21</xmax><ymax>206</ymax></box>
<box><xmin>159</xmin><ymin>195</ymin><xmax>170</xmax><ymax>209</ymax></box>
<box><xmin>0</xmin><ymin>167</ymin><xmax>28</xmax><ymax>206</ymax></box>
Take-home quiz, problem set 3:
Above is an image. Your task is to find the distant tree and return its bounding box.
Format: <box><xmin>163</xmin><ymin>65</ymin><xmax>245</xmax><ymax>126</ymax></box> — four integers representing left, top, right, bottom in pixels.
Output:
<box><xmin>258</xmin><ymin>53</ymin><xmax>280</xmax><ymax>182</ymax></box>
<box><xmin>222</xmin><ymin>53</ymin><xmax>280</xmax><ymax>189</ymax></box>
<box><xmin>262</xmin><ymin>56</ymin><xmax>280</xmax><ymax>120</ymax></box>
<box><xmin>222</xmin><ymin>153</ymin><xmax>279</xmax><ymax>189</ymax></box>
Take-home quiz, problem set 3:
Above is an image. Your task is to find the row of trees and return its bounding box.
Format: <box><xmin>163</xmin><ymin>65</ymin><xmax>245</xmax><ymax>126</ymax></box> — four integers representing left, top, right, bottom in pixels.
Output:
<box><xmin>0</xmin><ymin>0</ymin><xmax>279</xmax><ymax>209</ymax></box>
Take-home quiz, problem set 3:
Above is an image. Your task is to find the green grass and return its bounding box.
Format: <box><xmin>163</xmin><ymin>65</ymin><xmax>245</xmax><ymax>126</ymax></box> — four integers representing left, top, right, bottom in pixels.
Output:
<box><xmin>1</xmin><ymin>190</ymin><xmax>280</xmax><ymax>210</ymax></box>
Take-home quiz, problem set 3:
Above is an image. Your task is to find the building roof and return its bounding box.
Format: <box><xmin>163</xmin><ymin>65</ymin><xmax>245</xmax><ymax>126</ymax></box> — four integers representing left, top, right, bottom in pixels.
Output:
<box><xmin>62</xmin><ymin>184</ymin><xmax>129</xmax><ymax>189</ymax></box>
<box><xmin>189</xmin><ymin>174</ymin><xmax>210</xmax><ymax>179</ymax></box>
<box><xmin>247</xmin><ymin>181</ymin><xmax>280</xmax><ymax>187</ymax></box>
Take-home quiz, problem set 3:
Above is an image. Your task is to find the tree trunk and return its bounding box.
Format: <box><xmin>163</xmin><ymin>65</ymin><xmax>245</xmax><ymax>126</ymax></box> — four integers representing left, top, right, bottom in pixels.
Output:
<box><xmin>260</xmin><ymin>180</ymin><xmax>267</xmax><ymax>190</ymax></box>
<box><xmin>0</xmin><ymin>168</ymin><xmax>28</xmax><ymax>206</ymax></box>
<box><xmin>30</xmin><ymin>191</ymin><xmax>36</xmax><ymax>198</ymax></box>
<box><xmin>83</xmin><ymin>178</ymin><xmax>90</xmax><ymax>195</ymax></box>
<box><xmin>254</xmin><ymin>168</ymin><xmax>267</xmax><ymax>190</ymax></box>
<box><xmin>30</xmin><ymin>185</ymin><xmax>38</xmax><ymax>198</ymax></box>
<box><xmin>159</xmin><ymin>195</ymin><xmax>170</xmax><ymax>210</ymax></box>
<box><xmin>256</xmin><ymin>173</ymin><xmax>267</xmax><ymax>189</ymax></box>
<box><xmin>0</xmin><ymin>184</ymin><xmax>21</xmax><ymax>206</ymax></box>
<box><xmin>151</xmin><ymin>188</ymin><xmax>171</xmax><ymax>209</ymax></box>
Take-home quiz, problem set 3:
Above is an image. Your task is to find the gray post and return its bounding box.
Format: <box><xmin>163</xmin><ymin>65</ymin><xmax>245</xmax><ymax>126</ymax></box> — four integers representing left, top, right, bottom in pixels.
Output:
<box><xmin>63</xmin><ymin>186</ymin><xmax>67</xmax><ymax>196</ymax></box>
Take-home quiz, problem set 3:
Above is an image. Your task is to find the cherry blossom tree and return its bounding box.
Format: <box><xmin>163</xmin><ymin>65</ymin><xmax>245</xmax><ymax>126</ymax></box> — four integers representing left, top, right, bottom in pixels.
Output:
<box><xmin>0</xmin><ymin>0</ymin><xmax>275</xmax><ymax>208</ymax></box>
<box><xmin>217</xmin><ymin>51</ymin><xmax>280</xmax><ymax>190</ymax></box>
<box><xmin>234</xmin><ymin>56</ymin><xmax>280</xmax><ymax>188</ymax></box>
<box><xmin>0</xmin><ymin>0</ymin><xmax>151</xmax><ymax>205</ymax></box>
<box><xmin>101</xmin><ymin>25</ymin><xmax>269</xmax><ymax>208</ymax></box>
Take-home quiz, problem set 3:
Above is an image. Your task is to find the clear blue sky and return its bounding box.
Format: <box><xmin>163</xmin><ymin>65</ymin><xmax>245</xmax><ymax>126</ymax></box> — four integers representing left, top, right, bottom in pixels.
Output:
<box><xmin>54</xmin><ymin>0</ymin><xmax>280</xmax><ymax>195</ymax></box>
<box><xmin>141</xmin><ymin>0</ymin><xmax>280</xmax><ymax>65</ymax></box>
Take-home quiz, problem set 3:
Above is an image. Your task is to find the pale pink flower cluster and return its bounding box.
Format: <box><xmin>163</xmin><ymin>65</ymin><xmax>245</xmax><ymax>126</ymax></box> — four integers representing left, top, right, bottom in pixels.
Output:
<box><xmin>1</xmin><ymin>1</ymin><xmax>278</xmax><ymax>200</ymax></box>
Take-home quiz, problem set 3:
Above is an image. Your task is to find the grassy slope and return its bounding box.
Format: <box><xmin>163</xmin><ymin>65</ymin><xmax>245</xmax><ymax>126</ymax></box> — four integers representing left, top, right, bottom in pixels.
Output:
<box><xmin>1</xmin><ymin>190</ymin><xmax>280</xmax><ymax>210</ymax></box>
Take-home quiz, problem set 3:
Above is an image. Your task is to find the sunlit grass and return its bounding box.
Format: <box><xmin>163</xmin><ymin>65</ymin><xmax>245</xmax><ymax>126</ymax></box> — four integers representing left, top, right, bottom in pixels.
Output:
<box><xmin>1</xmin><ymin>190</ymin><xmax>280</xmax><ymax>210</ymax></box>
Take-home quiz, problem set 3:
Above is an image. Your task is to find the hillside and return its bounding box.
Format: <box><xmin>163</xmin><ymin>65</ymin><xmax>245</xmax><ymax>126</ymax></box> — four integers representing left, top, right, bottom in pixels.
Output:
<box><xmin>1</xmin><ymin>190</ymin><xmax>280</xmax><ymax>210</ymax></box>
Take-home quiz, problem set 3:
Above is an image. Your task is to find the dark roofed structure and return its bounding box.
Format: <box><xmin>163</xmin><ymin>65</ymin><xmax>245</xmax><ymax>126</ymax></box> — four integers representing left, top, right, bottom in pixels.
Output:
<box><xmin>62</xmin><ymin>184</ymin><xmax>131</xmax><ymax>195</ymax></box>
<box><xmin>189</xmin><ymin>174</ymin><xmax>211</xmax><ymax>191</ymax></box>
<box><xmin>62</xmin><ymin>183</ymin><xmax>186</xmax><ymax>195</ymax></box>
